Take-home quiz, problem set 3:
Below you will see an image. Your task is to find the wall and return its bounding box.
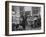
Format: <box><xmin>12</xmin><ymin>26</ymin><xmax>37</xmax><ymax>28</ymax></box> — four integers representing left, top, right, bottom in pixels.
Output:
<box><xmin>0</xmin><ymin>0</ymin><xmax>46</xmax><ymax>37</ymax></box>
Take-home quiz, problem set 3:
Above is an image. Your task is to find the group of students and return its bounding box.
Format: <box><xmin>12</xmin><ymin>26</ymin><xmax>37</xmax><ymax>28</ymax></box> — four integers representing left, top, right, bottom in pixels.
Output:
<box><xmin>12</xmin><ymin>15</ymin><xmax>41</xmax><ymax>31</ymax></box>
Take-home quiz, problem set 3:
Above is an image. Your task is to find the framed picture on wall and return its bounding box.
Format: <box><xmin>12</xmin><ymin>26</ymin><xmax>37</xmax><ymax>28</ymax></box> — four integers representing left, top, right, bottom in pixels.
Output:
<box><xmin>5</xmin><ymin>1</ymin><xmax>45</xmax><ymax>36</ymax></box>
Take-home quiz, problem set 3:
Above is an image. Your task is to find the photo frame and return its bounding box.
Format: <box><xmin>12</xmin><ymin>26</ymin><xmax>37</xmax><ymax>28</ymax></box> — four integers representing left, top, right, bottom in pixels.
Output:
<box><xmin>5</xmin><ymin>1</ymin><xmax>45</xmax><ymax>36</ymax></box>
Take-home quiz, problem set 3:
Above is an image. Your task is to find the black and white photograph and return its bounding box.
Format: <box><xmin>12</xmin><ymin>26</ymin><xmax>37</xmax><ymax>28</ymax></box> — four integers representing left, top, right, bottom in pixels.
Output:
<box><xmin>5</xmin><ymin>1</ymin><xmax>45</xmax><ymax>36</ymax></box>
<box><xmin>12</xmin><ymin>6</ymin><xmax>41</xmax><ymax>31</ymax></box>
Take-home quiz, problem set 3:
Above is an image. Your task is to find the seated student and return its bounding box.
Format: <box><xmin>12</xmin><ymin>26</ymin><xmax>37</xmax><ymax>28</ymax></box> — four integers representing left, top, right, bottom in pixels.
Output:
<box><xmin>31</xmin><ymin>16</ymin><xmax>38</xmax><ymax>28</ymax></box>
<box><xmin>20</xmin><ymin>15</ymin><xmax>28</xmax><ymax>30</ymax></box>
<box><xmin>36</xmin><ymin>17</ymin><xmax>41</xmax><ymax>27</ymax></box>
<box><xmin>31</xmin><ymin>16</ymin><xmax>41</xmax><ymax>28</ymax></box>
<box><xmin>12</xmin><ymin>23</ymin><xmax>16</xmax><ymax>31</ymax></box>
